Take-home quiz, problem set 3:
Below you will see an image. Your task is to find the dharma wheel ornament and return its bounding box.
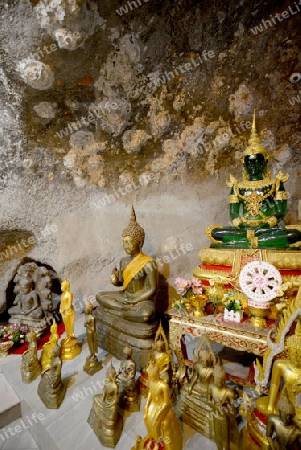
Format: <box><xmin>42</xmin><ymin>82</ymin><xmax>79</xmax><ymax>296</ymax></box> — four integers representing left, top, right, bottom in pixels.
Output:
<box><xmin>239</xmin><ymin>260</ymin><xmax>282</xmax><ymax>328</ymax></box>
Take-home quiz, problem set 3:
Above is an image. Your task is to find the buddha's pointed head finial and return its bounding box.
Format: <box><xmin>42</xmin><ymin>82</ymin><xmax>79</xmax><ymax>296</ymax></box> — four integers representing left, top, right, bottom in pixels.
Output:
<box><xmin>122</xmin><ymin>205</ymin><xmax>145</xmax><ymax>248</ymax></box>
<box><xmin>242</xmin><ymin>110</ymin><xmax>268</xmax><ymax>160</ymax></box>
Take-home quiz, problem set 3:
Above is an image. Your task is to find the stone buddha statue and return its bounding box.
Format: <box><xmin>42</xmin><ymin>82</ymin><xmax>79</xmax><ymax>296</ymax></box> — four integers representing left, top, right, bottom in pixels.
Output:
<box><xmin>206</xmin><ymin>113</ymin><xmax>301</xmax><ymax>249</ymax></box>
<box><xmin>267</xmin><ymin>388</ymin><xmax>301</xmax><ymax>450</ymax></box>
<box><xmin>94</xmin><ymin>206</ymin><xmax>158</xmax><ymax>370</ymax></box>
<box><xmin>256</xmin><ymin>321</ymin><xmax>301</xmax><ymax>427</ymax></box>
<box><xmin>21</xmin><ymin>329</ymin><xmax>41</xmax><ymax>383</ymax></box>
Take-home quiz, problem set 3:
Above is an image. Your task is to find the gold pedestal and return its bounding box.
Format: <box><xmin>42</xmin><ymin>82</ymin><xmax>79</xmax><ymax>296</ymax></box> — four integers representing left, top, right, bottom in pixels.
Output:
<box><xmin>60</xmin><ymin>337</ymin><xmax>82</xmax><ymax>360</ymax></box>
<box><xmin>248</xmin><ymin>306</ymin><xmax>270</xmax><ymax>329</ymax></box>
<box><xmin>84</xmin><ymin>355</ymin><xmax>102</xmax><ymax>376</ymax></box>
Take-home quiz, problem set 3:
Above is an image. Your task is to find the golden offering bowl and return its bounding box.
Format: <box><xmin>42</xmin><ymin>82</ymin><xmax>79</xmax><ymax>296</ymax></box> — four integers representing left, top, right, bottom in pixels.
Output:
<box><xmin>191</xmin><ymin>294</ymin><xmax>207</xmax><ymax>318</ymax></box>
<box><xmin>248</xmin><ymin>305</ymin><xmax>270</xmax><ymax>328</ymax></box>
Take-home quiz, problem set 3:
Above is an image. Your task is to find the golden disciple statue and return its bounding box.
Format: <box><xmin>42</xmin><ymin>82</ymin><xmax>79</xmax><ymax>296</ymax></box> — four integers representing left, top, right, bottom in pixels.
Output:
<box><xmin>208</xmin><ymin>359</ymin><xmax>236</xmax><ymax>450</ymax></box>
<box><xmin>40</xmin><ymin>319</ymin><xmax>59</xmax><ymax>371</ymax></box>
<box><xmin>206</xmin><ymin>112</ymin><xmax>301</xmax><ymax>249</ymax></box>
<box><xmin>59</xmin><ymin>278</ymin><xmax>81</xmax><ymax>360</ymax></box>
<box><xmin>139</xmin><ymin>360</ymin><xmax>183</xmax><ymax>450</ymax></box>
<box><xmin>266</xmin><ymin>388</ymin><xmax>301</xmax><ymax>450</ymax></box>
<box><xmin>83</xmin><ymin>300</ymin><xmax>102</xmax><ymax>375</ymax></box>
<box><xmin>37</xmin><ymin>343</ymin><xmax>66</xmax><ymax>409</ymax></box>
<box><xmin>95</xmin><ymin>206</ymin><xmax>158</xmax><ymax>370</ymax></box>
<box><xmin>21</xmin><ymin>329</ymin><xmax>41</xmax><ymax>383</ymax></box>
<box><xmin>256</xmin><ymin>321</ymin><xmax>301</xmax><ymax>427</ymax></box>
<box><xmin>88</xmin><ymin>363</ymin><xmax>123</xmax><ymax>448</ymax></box>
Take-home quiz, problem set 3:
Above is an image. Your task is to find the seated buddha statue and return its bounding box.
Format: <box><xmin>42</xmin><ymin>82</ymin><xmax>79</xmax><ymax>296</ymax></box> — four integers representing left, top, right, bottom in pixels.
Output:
<box><xmin>21</xmin><ymin>330</ymin><xmax>41</xmax><ymax>383</ymax></box>
<box><xmin>206</xmin><ymin>113</ymin><xmax>301</xmax><ymax>249</ymax></box>
<box><xmin>94</xmin><ymin>206</ymin><xmax>158</xmax><ymax>370</ymax></box>
<box><xmin>266</xmin><ymin>388</ymin><xmax>301</xmax><ymax>450</ymax></box>
<box><xmin>37</xmin><ymin>343</ymin><xmax>66</xmax><ymax>409</ymax></box>
<box><xmin>256</xmin><ymin>321</ymin><xmax>301</xmax><ymax>427</ymax></box>
<box><xmin>116</xmin><ymin>345</ymin><xmax>139</xmax><ymax>412</ymax></box>
<box><xmin>208</xmin><ymin>359</ymin><xmax>237</xmax><ymax>450</ymax></box>
<box><xmin>88</xmin><ymin>363</ymin><xmax>123</xmax><ymax>448</ymax></box>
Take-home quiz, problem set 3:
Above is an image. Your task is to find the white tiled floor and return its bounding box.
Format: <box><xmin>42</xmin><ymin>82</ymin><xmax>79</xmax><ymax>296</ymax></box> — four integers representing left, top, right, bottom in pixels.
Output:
<box><xmin>0</xmin><ymin>316</ymin><xmax>218</xmax><ymax>450</ymax></box>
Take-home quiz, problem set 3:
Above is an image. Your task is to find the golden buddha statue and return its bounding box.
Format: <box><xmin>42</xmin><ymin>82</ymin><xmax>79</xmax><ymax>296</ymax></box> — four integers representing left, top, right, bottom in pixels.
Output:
<box><xmin>88</xmin><ymin>363</ymin><xmax>123</xmax><ymax>448</ymax></box>
<box><xmin>140</xmin><ymin>322</ymin><xmax>173</xmax><ymax>397</ymax></box>
<box><xmin>139</xmin><ymin>360</ymin><xmax>183</xmax><ymax>450</ymax></box>
<box><xmin>116</xmin><ymin>345</ymin><xmax>139</xmax><ymax>412</ymax></box>
<box><xmin>94</xmin><ymin>206</ymin><xmax>158</xmax><ymax>370</ymax></box>
<box><xmin>40</xmin><ymin>319</ymin><xmax>59</xmax><ymax>371</ymax></box>
<box><xmin>206</xmin><ymin>112</ymin><xmax>301</xmax><ymax>249</ymax></box>
<box><xmin>37</xmin><ymin>343</ymin><xmax>66</xmax><ymax>409</ymax></box>
<box><xmin>208</xmin><ymin>359</ymin><xmax>237</xmax><ymax>450</ymax></box>
<box><xmin>59</xmin><ymin>278</ymin><xmax>81</xmax><ymax>360</ymax></box>
<box><xmin>256</xmin><ymin>321</ymin><xmax>301</xmax><ymax>427</ymax></box>
<box><xmin>21</xmin><ymin>329</ymin><xmax>41</xmax><ymax>383</ymax></box>
<box><xmin>188</xmin><ymin>348</ymin><xmax>214</xmax><ymax>396</ymax></box>
<box><xmin>83</xmin><ymin>300</ymin><xmax>102</xmax><ymax>375</ymax></box>
<box><xmin>180</xmin><ymin>334</ymin><xmax>216</xmax><ymax>438</ymax></box>
<box><xmin>267</xmin><ymin>388</ymin><xmax>301</xmax><ymax>450</ymax></box>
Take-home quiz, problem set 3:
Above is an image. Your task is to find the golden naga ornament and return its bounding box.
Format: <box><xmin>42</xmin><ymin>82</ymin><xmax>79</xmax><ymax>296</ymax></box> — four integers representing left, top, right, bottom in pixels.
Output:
<box><xmin>256</xmin><ymin>318</ymin><xmax>301</xmax><ymax>428</ymax></box>
<box><xmin>59</xmin><ymin>278</ymin><xmax>81</xmax><ymax>360</ymax></box>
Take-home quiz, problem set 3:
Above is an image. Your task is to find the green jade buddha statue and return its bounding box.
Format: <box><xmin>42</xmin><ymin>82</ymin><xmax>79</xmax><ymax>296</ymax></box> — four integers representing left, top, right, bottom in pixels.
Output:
<box><xmin>206</xmin><ymin>113</ymin><xmax>301</xmax><ymax>249</ymax></box>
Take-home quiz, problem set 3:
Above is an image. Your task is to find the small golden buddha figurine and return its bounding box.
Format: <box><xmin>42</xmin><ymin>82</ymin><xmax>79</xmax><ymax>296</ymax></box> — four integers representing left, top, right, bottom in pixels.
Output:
<box><xmin>188</xmin><ymin>348</ymin><xmax>214</xmax><ymax>396</ymax></box>
<box><xmin>87</xmin><ymin>363</ymin><xmax>123</xmax><ymax>448</ymax></box>
<box><xmin>59</xmin><ymin>278</ymin><xmax>81</xmax><ymax>360</ymax></box>
<box><xmin>40</xmin><ymin>319</ymin><xmax>59</xmax><ymax>371</ymax></box>
<box><xmin>208</xmin><ymin>359</ymin><xmax>236</xmax><ymax>450</ymax></box>
<box><xmin>142</xmin><ymin>360</ymin><xmax>183</xmax><ymax>450</ymax></box>
<box><xmin>256</xmin><ymin>321</ymin><xmax>301</xmax><ymax>427</ymax></box>
<box><xmin>37</xmin><ymin>343</ymin><xmax>66</xmax><ymax>409</ymax></box>
<box><xmin>83</xmin><ymin>300</ymin><xmax>102</xmax><ymax>376</ymax></box>
<box><xmin>116</xmin><ymin>345</ymin><xmax>139</xmax><ymax>412</ymax></box>
<box><xmin>21</xmin><ymin>329</ymin><xmax>41</xmax><ymax>383</ymax></box>
<box><xmin>267</xmin><ymin>388</ymin><xmax>301</xmax><ymax>450</ymax></box>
